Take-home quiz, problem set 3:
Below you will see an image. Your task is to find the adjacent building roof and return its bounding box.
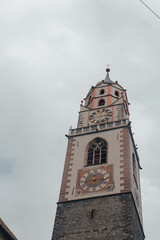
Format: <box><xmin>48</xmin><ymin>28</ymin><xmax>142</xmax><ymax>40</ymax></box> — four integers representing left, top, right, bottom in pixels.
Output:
<box><xmin>0</xmin><ymin>218</ymin><xmax>18</xmax><ymax>240</ymax></box>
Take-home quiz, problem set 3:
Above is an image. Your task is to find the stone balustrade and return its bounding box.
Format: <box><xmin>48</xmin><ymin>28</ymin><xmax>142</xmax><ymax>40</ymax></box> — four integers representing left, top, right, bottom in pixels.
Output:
<box><xmin>68</xmin><ymin>119</ymin><xmax>129</xmax><ymax>136</ymax></box>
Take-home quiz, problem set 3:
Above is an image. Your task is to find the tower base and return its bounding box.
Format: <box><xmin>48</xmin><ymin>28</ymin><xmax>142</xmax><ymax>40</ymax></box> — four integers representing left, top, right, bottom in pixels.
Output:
<box><xmin>52</xmin><ymin>192</ymin><xmax>145</xmax><ymax>240</ymax></box>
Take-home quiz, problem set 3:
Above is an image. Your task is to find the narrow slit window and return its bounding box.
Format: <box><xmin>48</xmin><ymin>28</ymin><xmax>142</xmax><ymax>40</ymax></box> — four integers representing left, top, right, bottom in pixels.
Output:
<box><xmin>133</xmin><ymin>153</ymin><xmax>137</xmax><ymax>178</ymax></box>
<box><xmin>132</xmin><ymin>153</ymin><xmax>138</xmax><ymax>188</ymax></box>
<box><xmin>91</xmin><ymin>209</ymin><xmax>94</xmax><ymax>219</ymax></box>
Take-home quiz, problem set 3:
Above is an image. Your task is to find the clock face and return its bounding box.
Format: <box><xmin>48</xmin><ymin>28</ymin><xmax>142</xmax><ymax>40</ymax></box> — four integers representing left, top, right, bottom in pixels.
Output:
<box><xmin>79</xmin><ymin>168</ymin><xmax>110</xmax><ymax>192</ymax></box>
<box><xmin>89</xmin><ymin>109</ymin><xmax>112</xmax><ymax>124</ymax></box>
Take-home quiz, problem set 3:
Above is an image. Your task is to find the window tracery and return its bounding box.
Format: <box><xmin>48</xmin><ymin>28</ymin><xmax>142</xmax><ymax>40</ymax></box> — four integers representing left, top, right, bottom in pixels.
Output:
<box><xmin>87</xmin><ymin>138</ymin><xmax>107</xmax><ymax>166</ymax></box>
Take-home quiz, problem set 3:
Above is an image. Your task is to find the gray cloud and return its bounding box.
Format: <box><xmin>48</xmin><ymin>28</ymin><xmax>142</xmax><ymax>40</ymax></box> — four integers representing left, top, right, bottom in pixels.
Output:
<box><xmin>0</xmin><ymin>0</ymin><xmax>160</xmax><ymax>239</ymax></box>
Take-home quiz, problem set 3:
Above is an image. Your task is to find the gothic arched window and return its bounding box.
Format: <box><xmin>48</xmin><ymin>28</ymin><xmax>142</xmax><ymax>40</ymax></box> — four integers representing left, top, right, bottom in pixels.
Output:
<box><xmin>98</xmin><ymin>99</ymin><xmax>105</xmax><ymax>106</ymax></box>
<box><xmin>100</xmin><ymin>89</ymin><xmax>105</xmax><ymax>95</ymax></box>
<box><xmin>87</xmin><ymin>138</ymin><xmax>107</xmax><ymax>166</ymax></box>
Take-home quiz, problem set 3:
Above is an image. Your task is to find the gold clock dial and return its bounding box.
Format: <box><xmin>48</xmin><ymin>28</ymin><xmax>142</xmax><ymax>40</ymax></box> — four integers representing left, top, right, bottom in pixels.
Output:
<box><xmin>89</xmin><ymin>109</ymin><xmax>112</xmax><ymax>124</ymax></box>
<box><xmin>79</xmin><ymin>168</ymin><xmax>110</xmax><ymax>192</ymax></box>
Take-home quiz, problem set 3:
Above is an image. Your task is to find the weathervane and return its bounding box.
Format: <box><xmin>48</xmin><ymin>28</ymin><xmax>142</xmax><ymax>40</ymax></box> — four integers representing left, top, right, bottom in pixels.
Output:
<box><xmin>106</xmin><ymin>64</ymin><xmax>112</xmax><ymax>72</ymax></box>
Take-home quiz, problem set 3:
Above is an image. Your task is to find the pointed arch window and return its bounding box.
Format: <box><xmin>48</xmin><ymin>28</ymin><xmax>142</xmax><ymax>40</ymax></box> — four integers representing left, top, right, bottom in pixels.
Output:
<box><xmin>100</xmin><ymin>89</ymin><xmax>105</xmax><ymax>95</ymax></box>
<box><xmin>98</xmin><ymin>99</ymin><xmax>105</xmax><ymax>106</ymax></box>
<box><xmin>115</xmin><ymin>90</ymin><xmax>119</xmax><ymax>97</ymax></box>
<box><xmin>87</xmin><ymin>138</ymin><xmax>107</xmax><ymax>166</ymax></box>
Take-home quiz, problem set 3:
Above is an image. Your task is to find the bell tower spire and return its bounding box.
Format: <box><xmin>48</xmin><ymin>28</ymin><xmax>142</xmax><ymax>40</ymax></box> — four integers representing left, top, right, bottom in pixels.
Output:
<box><xmin>104</xmin><ymin>67</ymin><xmax>114</xmax><ymax>84</ymax></box>
<box><xmin>51</xmin><ymin>69</ymin><xmax>145</xmax><ymax>240</ymax></box>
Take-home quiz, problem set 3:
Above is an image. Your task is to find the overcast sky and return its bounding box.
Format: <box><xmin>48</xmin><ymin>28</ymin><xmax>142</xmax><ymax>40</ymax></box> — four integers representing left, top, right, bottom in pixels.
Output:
<box><xmin>0</xmin><ymin>0</ymin><xmax>160</xmax><ymax>239</ymax></box>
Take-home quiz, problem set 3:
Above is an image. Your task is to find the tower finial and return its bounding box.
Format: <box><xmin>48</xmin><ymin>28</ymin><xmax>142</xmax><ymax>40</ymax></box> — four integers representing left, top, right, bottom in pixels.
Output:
<box><xmin>104</xmin><ymin>65</ymin><xmax>114</xmax><ymax>84</ymax></box>
<box><xmin>106</xmin><ymin>64</ymin><xmax>112</xmax><ymax>72</ymax></box>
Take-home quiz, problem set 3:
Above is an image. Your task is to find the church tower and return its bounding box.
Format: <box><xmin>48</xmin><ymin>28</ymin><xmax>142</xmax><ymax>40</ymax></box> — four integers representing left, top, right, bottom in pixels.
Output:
<box><xmin>51</xmin><ymin>69</ymin><xmax>145</xmax><ymax>240</ymax></box>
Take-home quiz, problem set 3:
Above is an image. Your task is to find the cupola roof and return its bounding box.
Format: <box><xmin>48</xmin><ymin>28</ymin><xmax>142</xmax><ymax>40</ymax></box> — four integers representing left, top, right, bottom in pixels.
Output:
<box><xmin>96</xmin><ymin>68</ymin><xmax>114</xmax><ymax>86</ymax></box>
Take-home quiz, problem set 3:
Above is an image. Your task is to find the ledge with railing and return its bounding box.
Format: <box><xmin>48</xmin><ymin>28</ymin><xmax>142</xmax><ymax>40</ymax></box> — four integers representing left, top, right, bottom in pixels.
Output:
<box><xmin>68</xmin><ymin>119</ymin><xmax>130</xmax><ymax>136</ymax></box>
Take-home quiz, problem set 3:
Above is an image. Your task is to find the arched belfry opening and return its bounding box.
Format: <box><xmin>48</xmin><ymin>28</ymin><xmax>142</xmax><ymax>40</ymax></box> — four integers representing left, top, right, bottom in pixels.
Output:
<box><xmin>98</xmin><ymin>99</ymin><xmax>105</xmax><ymax>106</ymax></box>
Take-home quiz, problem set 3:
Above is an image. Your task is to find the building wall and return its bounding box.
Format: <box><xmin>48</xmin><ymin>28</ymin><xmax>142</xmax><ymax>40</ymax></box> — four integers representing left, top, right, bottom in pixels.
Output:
<box><xmin>52</xmin><ymin>193</ymin><xmax>144</xmax><ymax>240</ymax></box>
<box><xmin>77</xmin><ymin>103</ymin><xmax>126</xmax><ymax>128</ymax></box>
<box><xmin>59</xmin><ymin>127</ymin><xmax>129</xmax><ymax>202</ymax></box>
<box><xmin>129</xmin><ymin>134</ymin><xmax>143</xmax><ymax>224</ymax></box>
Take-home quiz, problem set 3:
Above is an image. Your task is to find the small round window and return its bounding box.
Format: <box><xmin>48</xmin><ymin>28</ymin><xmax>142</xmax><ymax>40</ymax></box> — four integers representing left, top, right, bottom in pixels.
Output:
<box><xmin>100</xmin><ymin>89</ymin><xmax>105</xmax><ymax>95</ymax></box>
<box><xmin>98</xmin><ymin>99</ymin><xmax>105</xmax><ymax>106</ymax></box>
<box><xmin>115</xmin><ymin>90</ymin><xmax>119</xmax><ymax>97</ymax></box>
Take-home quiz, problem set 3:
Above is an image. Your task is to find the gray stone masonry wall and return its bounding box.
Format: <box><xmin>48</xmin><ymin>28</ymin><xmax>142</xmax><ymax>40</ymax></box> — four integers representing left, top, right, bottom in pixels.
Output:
<box><xmin>52</xmin><ymin>193</ymin><xmax>144</xmax><ymax>240</ymax></box>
